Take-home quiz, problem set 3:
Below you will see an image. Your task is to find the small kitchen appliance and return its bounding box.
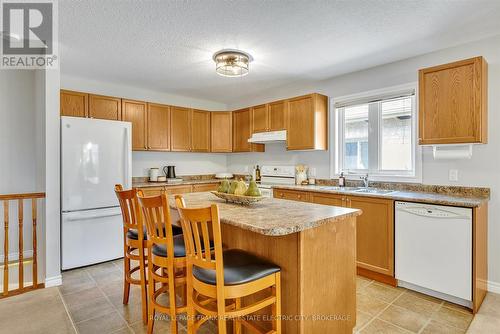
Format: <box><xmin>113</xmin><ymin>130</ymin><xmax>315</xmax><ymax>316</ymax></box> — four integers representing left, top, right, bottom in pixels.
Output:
<box><xmin>149</xmin><ymin>168</ymin><xmax>159</xmax><ymax>181</ymax></box>
<box><xmin>163</xmin><ymin>165</ymin><xmax>176</xmax><ymax>179</ymax></box>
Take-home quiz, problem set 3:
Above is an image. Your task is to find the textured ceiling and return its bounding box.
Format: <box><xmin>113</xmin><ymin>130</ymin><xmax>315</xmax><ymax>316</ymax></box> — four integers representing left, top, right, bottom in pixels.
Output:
<box><xmin>60</xmin><ymin>0</ymin><xmax>500</xmax><ymax>105</ymax></box>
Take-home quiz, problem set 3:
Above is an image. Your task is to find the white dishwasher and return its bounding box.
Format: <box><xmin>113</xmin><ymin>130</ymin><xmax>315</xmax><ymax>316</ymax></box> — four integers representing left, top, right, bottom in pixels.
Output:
<box><xmin>395</xmin><ymin>201</ymin><xmax>472</xmax><ymax>307</ymax></box>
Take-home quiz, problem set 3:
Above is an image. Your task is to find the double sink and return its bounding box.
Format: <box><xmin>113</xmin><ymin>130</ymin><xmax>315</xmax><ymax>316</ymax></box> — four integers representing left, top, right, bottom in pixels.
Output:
<box><xmin>317</xmin><ymin>186</ymin><xmax>397</xmax><ymax>195</ymax></box>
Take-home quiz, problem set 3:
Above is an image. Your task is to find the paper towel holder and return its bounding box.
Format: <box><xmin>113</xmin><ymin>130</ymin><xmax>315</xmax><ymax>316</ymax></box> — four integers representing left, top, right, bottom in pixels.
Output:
<box><xmin>432</xmin><ymin>144</ymin><xmax>473</xmax><ymax>160</ymax></box>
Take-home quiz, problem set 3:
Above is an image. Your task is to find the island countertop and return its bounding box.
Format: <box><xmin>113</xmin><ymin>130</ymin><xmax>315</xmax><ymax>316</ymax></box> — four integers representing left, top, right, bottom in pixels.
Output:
<box><xmin>168</xmin><ymin>191</ymin><xmax>361</xmax><ymax>236</ymax></box>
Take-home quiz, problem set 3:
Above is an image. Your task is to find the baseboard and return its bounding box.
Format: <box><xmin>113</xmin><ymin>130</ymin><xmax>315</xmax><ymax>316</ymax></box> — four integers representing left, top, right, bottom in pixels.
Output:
<box><xmin>487</xmin><ymin>280</ymin><xmax>500</xmax><ymax>294</ymax></box>
<box><xmin>45</xmin><ymin>275</ymin><xmax>62</xmax><ymax>288</ymax></box>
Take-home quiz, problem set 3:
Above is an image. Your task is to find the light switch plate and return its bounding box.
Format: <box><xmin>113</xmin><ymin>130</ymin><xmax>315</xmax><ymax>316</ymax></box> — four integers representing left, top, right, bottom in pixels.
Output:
<box><xmin>449</xmin><ymin>169</ymin><xmax>459</xmax><ymax>181</ymax></box>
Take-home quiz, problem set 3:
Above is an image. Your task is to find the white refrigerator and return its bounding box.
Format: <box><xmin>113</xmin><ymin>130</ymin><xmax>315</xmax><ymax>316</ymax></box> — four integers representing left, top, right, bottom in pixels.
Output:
<box><xmin>61</xmin><ymin>116</ymin><xmax>132</xmax><ymax>270</ymax></box>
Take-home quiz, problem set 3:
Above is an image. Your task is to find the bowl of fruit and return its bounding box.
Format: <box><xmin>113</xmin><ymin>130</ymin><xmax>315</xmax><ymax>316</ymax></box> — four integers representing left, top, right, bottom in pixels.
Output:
<box><xmin>211</xmin><ymin>179</ymin><xmax>264</xmax><ymax>205</ymax></box>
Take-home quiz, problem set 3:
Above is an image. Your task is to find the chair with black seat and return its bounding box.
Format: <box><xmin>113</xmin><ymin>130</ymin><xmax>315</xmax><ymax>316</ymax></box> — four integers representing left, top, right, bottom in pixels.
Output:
<box><xmin>175</xmin><ymin>195</ymin><xmax>282</xmax><ymax>334</ymax></box>
<box><xmin>114</xmin><ymin>184</ymin><xmax>149</xmax><ymax>324</ymax></box>
<box><xmin>137</xmin><ymin>192</ymin><xmax>188</xmax><ymax>334</ymax></box>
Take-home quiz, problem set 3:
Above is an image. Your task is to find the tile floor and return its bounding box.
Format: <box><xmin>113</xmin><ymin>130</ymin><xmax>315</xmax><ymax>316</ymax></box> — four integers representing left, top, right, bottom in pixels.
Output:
<box><xmin>1</xmin><ymin>258</ymin><xmax>499</xmax><ymax>333</ymax></box>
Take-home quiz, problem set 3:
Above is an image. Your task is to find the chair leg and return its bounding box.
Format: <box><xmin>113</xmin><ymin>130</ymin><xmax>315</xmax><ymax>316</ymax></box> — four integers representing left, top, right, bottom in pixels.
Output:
<box><xmin>147</xmin><ymin>261</ymin><xmax>156</xmax><ymax>334</ymax></box>
<box><xmin>167</xmin><ymin>265</ymin><xmax>178</xmax><ymax>334</ymax></box>
<box><xmin>186</xmin><ymin>266</ymin><xmax>195</xmax><ymax>334</ymax></box>
<box><xmin>217</xmin><ymin>293</ymin><xmax>227</xmax><ymax>334</ymax></box>
<box><xmin>123</xmin><ymin>248</ymin><xmax>131</xmax><ymax>305</ymax></box>
<box><xmin>139</xmin><ymin>245</ymin><xmax>148</xmax><ymax>324</ymax></box>
<box><xmin>233</xmin><ymin>298</ymin><xmax>241</xmax><ymax>334</ymax></box>
<box><xmin>272</xmin><ymin>272</ymin><xmax>282</xmax><ymax>334</ymax></box>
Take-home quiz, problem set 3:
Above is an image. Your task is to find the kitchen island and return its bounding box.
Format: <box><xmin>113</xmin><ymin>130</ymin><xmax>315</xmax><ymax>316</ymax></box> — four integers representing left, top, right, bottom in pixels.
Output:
<box><xmin>168</xmin><ymin>192</ymin><xmax>362</xmax><ymax>333</ymax></box>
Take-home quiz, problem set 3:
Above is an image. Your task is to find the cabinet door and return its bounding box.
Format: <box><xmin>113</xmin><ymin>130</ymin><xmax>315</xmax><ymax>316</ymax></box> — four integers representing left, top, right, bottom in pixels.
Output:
<box><xmin>191</xmin><ymin>109</ymin><xmax>211</xmax><ymax>152</ymax></box>
<box><xmin>269</xmin><ymin>100</ymin><xmax>286</xmax><ymax>131</ymax></box>
<box><xmin>170</xmin><ymin>106</ymin><xmax>192</xmax><ymax>151</ymax></box>
<box><xmin>251</xmin><ymin>104</ymin><xmax>268</xmax><ymax>133</ymax></box>
<box><xmin>89</xmin><ymin>94</ymin><xmax>122</xmax><ymax>120</ymax></box>
<box><xmin>139</xmin><ymin>187</ymin><xmax>163</xmax><ymax>197</ymax></box>
<box><xmin>211</xmin><ymin>112</ymin><xmax>233</xmax><ymax>152</ymax></box>
<box><xmin>273</xmin><ymin>189</ymin><xmax>309</xmax><ymax>202</ymax></box>
<box><xmin>311</xmin><ymin>193</ymin><xmax>345</xmax><ymax>207</ymax></box>
<box><xmin>233</xmin><ymin>108</ymin><xmax>264</xmax><ymax>152</ymax></box>
<box><xmin>287</xmin><ymin>95</ymin><xmax>315</xmax><ymax>150</ymax></box>
<box><xmin>419</xmin><ymin>57</ymin><xmax>487</xmax><ymax>144</ymax></box>
<box><xmin>147</xmin><ymin>103</ymin><xmax>170</xmax><ymax>151</ymax></box>
<box><xmin>122</xmin><ymin>99</ymin><xmax>147</xmax><ymax>151</ymax></box>
<box><xmin>60</xmin><ymin>90</ymin><xmax>88</xmax><ymax>117</ymax></box>
<box><xmin>347</xmin><ymin>196</ymin><xmax>394</xmax><ymax>276</ymax></box>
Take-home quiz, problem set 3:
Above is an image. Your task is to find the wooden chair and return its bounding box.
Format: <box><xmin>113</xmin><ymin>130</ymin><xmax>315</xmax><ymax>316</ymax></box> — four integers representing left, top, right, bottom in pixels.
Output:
<box><xmin>137</xmin><ymin>192</ymin><xmax>187</xmax><ymax>334</ymax></box>
<box><xmin>114</xmin><ymin>184</ymin><xmax>148</xmax><ymax>324</ymax></box>
<box><xmin>175</xmin><ymin>195</ymin><xmax>282</xmax><ymax>334</ymax></box>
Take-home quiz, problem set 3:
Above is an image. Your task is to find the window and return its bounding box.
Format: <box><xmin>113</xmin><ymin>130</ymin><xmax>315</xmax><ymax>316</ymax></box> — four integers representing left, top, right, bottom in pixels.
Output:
<box><xmin>335</xmin><ymin>86</ymin><xmax>419</xmax><ymax>180</ymax></box>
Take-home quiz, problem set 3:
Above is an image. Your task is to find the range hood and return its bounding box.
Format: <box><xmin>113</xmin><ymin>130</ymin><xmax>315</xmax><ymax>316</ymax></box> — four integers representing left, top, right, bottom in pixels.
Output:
<box><xmin>248</xmin><ymin>130</ymin><xmax>287</xmax><ymax>143</ymax></box>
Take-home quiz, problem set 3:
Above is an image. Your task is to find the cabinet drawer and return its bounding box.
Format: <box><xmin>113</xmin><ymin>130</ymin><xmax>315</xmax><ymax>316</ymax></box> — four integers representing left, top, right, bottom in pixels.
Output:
<box><xmin>164</xmin><ymin>185</ymin><xmax>193</xmax><ymax>195</ymax></box>
<box><xmin>274</xmin><ymin>189</ymin><xmax>309</xmax><ymax>202</ymax></box>
<box><xmin>192</xmin><ymin>183</ymin><xmax>219</xmax><ymax>192</ymax></box>
<box><xmin>311</xmin><ymin>193</ymin><xmax>344</xmax><ymax>207</ymax></box>
<box><xmin>138</xmin><ymin>187</ymin><xmax>163</xmax><ymax>197</ymax></box>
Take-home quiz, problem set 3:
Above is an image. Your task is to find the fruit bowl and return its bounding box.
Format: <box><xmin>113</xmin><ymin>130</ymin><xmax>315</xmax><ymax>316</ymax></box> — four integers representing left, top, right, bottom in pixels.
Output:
<box><xmin>210</xmin><ymin>191</ymin><xmax>265</xmax><ymax>205</ymax></box>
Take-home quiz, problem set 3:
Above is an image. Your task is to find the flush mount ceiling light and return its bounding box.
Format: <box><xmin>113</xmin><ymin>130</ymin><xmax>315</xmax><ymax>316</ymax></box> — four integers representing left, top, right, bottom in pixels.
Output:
<box><xmin>213</xmin><ymin>49</ymin><xmax>253</xmax><ymax>77</ymax></box>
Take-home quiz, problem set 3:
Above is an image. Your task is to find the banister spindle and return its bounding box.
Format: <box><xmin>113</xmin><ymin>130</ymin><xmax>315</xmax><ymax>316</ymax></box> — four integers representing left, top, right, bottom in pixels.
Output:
<box><xmin>32</xmin><ymin>199</ymin><xmax>37</xmax><ymax>287</ymax></box>
<box><xmin>18</xmin><ymin>199</ymin><xmax>24</xmax><ymax>289</ymax></box>
<box><xmin>3</xmin><ymin>201</ymin><xmax>9</xmax><ymax>296</ymax></box>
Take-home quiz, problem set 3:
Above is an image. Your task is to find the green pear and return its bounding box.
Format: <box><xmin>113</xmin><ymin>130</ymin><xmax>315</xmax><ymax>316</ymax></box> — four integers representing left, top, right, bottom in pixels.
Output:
<box><xmin>245</xmin><ymin>180</ymin><xmax>261</xmax><ymax>197</ymax></box>
<box><xmin>217</xmin><ymin>179</ymin><xmax>230</xmax><ymax>193</ymax></box>
<box><xmin>228</xmin><ymin>180</ymin><xmax>238</xmax><ymax>194</ymax></box>
<box><xmin>234</xmin><ymin>180</ymin><xmax>248</xmax><ymax>196</ymax></box>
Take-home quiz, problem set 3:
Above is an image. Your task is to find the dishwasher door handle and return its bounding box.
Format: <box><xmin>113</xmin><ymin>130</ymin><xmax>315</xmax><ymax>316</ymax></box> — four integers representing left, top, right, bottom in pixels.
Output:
<box><xmin>396</xmin><ymin>207</ymin><xmax>470</xmax><ymax>219</ymax></box>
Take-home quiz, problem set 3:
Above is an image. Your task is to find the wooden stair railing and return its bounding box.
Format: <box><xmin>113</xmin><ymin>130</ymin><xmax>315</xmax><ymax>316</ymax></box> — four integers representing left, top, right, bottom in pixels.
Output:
<box><xmin>0</xmin><ymin>192</ymin><xmax>45</xmax><ymax>298</ymax></box>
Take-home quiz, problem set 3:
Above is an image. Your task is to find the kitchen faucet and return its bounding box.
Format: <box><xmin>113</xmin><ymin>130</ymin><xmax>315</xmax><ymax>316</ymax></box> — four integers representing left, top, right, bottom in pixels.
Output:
<box><xmin>360</xmin><ymin>173</ymin><xmax>369</xmax><ymax>188</ymax></box>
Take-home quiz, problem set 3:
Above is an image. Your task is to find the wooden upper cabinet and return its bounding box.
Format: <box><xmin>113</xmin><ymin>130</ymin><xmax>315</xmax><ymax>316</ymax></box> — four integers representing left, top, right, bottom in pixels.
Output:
<box><xmin>286</xmin><ymin>93</ymin><xmax>328</xmax><ymax>151</ymax></box>
<box><xmin>251</xmin><ymin>104</ymin><xmax>269</xmax><ymax>133</ymax></box>
<box><xmin>122</xmin><ymin>99</ymin><xmax>147</xmax><ymax>151</ymax></box>
<box><xmin>147</xmin><ymin>103</ymin><xmax>170</xmax><ymax>151</ymax></box>
<box><xmin>268</xmin><ymin>100</ymin><xmax>286</xmax><ymax>131</ymax></box>
<box><xmin>60</xmin><ymin>90</ymin><xmax>88</xmax><ymax>117</ymax></box>
<box><xmin>170</xmin><ymin>106</ymin><xmax>192</xmax><ymax>151</ymax></box>
<box><xmin>89</xmin><ymin>94</ymin><xmax>122</xmax><ymax>120</ymax></box>
<box><xmin>347</xmin><ymin>196</ymin><xmax>394</xmax><ymax>276</ymax></box>
<box><xmin>233</xmin><ymin>108</ymin><xmax>264</xmax><ymax>152</ymax></box>
<box><xmin>211</xmin><ymin>112</ymin><xmax>233</xmax><ymax>153</ymax></box>
<box><xmin>191</xmin><ymin>109</ymin><xmax>211</xmax><ymax>152</ymax></box>
<box><xmin>419</xmin><ymin>56</ymin><xmax>488</xmax><ymax>144</ymax></box>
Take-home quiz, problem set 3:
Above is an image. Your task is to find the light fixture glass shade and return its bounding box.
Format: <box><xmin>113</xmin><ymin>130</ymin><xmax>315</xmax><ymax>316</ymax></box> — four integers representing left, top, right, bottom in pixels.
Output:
<box><xmin>213</xmin><ymin>50</ymin><xmax>252</xmax><ymax>77</ymax></box>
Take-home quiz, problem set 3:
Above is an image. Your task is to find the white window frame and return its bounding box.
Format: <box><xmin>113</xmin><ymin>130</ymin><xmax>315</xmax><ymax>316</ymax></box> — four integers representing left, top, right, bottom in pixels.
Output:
<box><xmin>329</xmin><ymin>83</ymin><xmax>422</xmax><ymax>183</ymax></box>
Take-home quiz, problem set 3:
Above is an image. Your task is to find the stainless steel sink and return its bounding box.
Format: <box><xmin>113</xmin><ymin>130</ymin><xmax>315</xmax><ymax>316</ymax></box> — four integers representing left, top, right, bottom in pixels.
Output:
<box><xmin>317</xmin><ymin>186</ymin><xmax>359</xmax><ymax>191</ymax></box>
<box><xmin>353</xmin><ymin>188</ymin><xmax>396</xmax><ymax>195</ymax></box>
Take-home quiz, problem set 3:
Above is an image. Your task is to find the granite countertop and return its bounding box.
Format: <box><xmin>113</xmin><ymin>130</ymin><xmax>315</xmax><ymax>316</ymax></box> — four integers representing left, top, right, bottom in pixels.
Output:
<box><xmin>273</xmin><ymin>184</ymin><xmax>488</xmax><ymax>208</ymax></box>
<box><xmin>133</xmin><ymin>179</ymin><xmax>220</xmax><ymax>188</ymax></box>
<box><xmin>167</xmin><ymin>192</ymin><xmax>361</xmax><ymax>236</ymax></box>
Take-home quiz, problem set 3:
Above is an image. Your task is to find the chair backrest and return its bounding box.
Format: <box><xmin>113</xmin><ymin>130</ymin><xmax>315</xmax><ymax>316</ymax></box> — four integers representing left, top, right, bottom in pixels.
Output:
<box><xmin>175</xmin><ymin>195</ymin><xmax>223</xmax><ymax>275</ymax></box>
<box><xmin>114</xmin><ymin>184</ymin><xmax>143</xmax><ymax>236</ymax></box>
<box><xmin>137</xmin><ymin>192</ymin><xmax>176</xmax><ymax>257</ymax></box>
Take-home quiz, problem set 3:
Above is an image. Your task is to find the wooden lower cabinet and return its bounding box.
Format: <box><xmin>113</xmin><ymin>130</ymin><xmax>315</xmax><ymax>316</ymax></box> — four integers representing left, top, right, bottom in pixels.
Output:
<box><xmin>136</xmin><ymin>182</ymin><xmax>220</xmax><ymax>197</ymax></box>
<box><xmin>291</xmin><ymin>189</ymin><xmax>396</xmax><ymax>283</ymax></box>
<box><xmin>192</xmin><ymin>183</ymin><xmax>218</xmax><ymax>192</ymax></box>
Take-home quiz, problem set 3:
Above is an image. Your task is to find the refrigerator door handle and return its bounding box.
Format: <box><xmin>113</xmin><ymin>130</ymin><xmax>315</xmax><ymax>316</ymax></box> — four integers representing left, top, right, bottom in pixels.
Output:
<box><xmin>124</xmin><ymin>126</ymin><xmax>130</xmax><ymax>189</ymax></box>
<box><xmin>66</xmin><ymin>211</ymin><xmax>122</xmax><ymax>222</ymax></box>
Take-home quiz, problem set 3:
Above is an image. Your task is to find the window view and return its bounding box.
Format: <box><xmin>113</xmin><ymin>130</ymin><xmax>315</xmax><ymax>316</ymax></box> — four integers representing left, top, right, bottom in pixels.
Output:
<box><xmin>337</xmin><ymin>94</ymin><xmax>415</xmax><ymax>176</ymax></box>
<box><xmin>344</xmin><ymin>104</ymin><xmax>369</xmax><ymax>170</ymax></box>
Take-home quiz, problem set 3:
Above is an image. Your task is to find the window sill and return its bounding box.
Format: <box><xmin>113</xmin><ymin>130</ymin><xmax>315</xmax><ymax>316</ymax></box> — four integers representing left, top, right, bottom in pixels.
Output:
<box><xmin>331</xmin><ymin>173</ymin><xmax>422</xmax><ymax>184</ymax></box>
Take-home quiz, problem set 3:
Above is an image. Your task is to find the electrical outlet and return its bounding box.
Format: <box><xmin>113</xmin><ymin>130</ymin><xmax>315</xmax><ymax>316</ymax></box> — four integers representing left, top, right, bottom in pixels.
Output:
<box><xmin>449</xmin><ymin>169</ymin><xmax>459</xmax><ymax>181</ymax></box>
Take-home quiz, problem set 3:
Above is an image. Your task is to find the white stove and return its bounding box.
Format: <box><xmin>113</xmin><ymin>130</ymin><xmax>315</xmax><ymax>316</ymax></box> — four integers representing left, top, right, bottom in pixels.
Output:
<box><xmin>257</xmin><ymin>165</ymin><xmax>296</xmax><ymax>197</ymax></box>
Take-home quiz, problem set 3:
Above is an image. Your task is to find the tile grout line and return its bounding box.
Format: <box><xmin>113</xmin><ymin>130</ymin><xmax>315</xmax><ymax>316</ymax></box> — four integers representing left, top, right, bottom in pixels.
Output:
<box><xmin>416</xmin><ymin>300</ymin><xmax>445</xmax><ymax>334</ymax></box>
<box><xmin>356</xmin><ymin>285</ymin><xmax>407</xmax><ymax>332</ymax></box>
<box><xmin>56</xmin><ymin>285</ymin><xmax>79</xmax><ymax>334</ymax></box>
<box><xmin>83</xmin><ymin>266</ymin><xmax>135</xmax><ymax>333</ymax></box>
